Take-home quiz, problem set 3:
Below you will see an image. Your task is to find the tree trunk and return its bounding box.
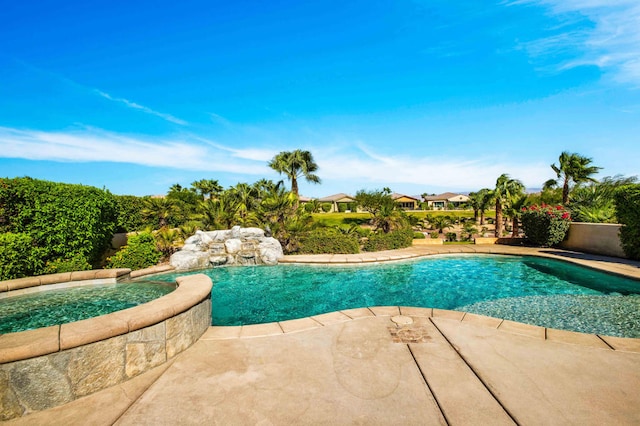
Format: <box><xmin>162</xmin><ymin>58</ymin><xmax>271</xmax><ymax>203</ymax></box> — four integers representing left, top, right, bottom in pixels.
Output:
<box><xmin>494</xmin><ymin>201</ymin><xmax>503</xmax><ymax>237</ymax></box>
<box><xmin>480</xmin><ymin>210</ymin><xmax>485</xmax><ymax>225</ymax></box>
<box><xmin>562</xmin><ymin>178</ymin><xmax>570</xmax><ymax>205</ymax></box>
<box><xmin>473</xmin><ymin>208</ymin><xmax>478</xmax><ymax>223</ymax></box>
<box><xmin>291</xmin><ymin>177</ymin><xmax>299</xmax><ymax>209</ymax></box>
<box><xmin>512</xmin><ymin>216</ymin><xmax>519</xmax><ymax>238</ymax></box>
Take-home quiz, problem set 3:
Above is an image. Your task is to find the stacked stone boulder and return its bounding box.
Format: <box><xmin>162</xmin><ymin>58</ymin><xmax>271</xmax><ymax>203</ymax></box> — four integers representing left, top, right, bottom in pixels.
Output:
<box><xmin>170</xmin><ymin>226</ymin><xmax>284</xmax><ymax>271</ymax></box>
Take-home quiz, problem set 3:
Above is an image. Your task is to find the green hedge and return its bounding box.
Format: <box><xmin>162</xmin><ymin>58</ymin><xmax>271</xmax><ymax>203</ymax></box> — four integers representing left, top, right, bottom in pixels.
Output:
<box><xmin>615</xmin><ymin>185</ymin><xmax>640</xmax><ymax>260</ymax></box>
<box><xmin>106</xmin><ymin>232</ymin><xmax>162</xmax><ymax>270</ymax></box>
<box><xmin>298</xmin><ymin>228</ymin><xmax>360</xmax><ymax>254</ymax></box>
<box><xmin>362</xmin><ymin>228</ymin><xmax>413</xmax><ymax>252</ymax></box>
<box><xmin>114</xmin><ymin>195</ymin><xmax>148</xmax><ymax>232</ymax></box>
<box><xmin>0</xmin><ymin>233</ymin><xmax>41</xmax><ymax>280</ymax></box>
<box><xmin>0</xmin><ymin>177</ymin><xmax>118</xmax><ymax>275</ymax></box>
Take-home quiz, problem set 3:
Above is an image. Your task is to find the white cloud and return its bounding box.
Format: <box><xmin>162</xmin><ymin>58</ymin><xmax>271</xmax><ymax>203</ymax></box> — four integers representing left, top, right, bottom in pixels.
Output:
<box><xmin>95</xmin><ymin>90</ymin><xmax>188</xmax><ymax>125</ymax></box>
<box><xmin>0</xmin><ymin>126</ymin><xmax>263</xmax><ymax>174</ymax></box>
<box><xmin>314</xmin><ymin>144</ymin><xmax>549</xmax><ymax>191</ymax></box>
<box><xmin>512</xmin><ymin>0</ymin><xmax>640</xmax><ymax>86</ymax></box>
<box><xmin>0</xmin><ymin>127</ymin><xmax>551</xmax><ymax>191</ymax></box>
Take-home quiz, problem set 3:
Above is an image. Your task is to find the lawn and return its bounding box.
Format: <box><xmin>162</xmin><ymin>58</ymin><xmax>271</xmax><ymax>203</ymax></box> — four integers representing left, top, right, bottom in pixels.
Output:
<box><xmin>312</xmin><ymin>210</ymin><xmax>494</xmax><ymax>227</ymax></box>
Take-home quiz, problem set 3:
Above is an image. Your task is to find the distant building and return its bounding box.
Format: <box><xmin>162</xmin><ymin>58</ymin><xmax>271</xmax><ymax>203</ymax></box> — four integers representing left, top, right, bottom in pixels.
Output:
<box><xmin>391</xmin><ymin>193</ymin><xmax>421</xmax><ymax>210</ymax></box>
<box><xmin>423</xmin><ymin>192</ymin><xmax>470</xmax><ymax>210</ymax></box>
<box><xmin>317</xmin><ymin>193</ymin><xmax>356</xmax><ymax>213</ymax></box>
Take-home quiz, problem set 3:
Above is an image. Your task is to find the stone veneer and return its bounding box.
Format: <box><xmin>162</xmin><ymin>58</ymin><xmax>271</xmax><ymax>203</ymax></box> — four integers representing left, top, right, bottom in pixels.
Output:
<box><xmin>0</xmin><ymin>268</ymin><xmax>212</xmax><ymax>421</ymax></box>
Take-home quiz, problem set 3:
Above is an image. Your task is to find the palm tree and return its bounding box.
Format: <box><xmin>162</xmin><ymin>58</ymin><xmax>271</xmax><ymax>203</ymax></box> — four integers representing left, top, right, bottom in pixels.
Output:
<box><xmin>268</xmin><ymin>150</ymin><xmax>321</xmax><ymax>200</ymax></box>
<box><xmin>504</xmin><ymin>194</ymin><xmax>529</xmax><ymax>238</ymax></box>
<box><xmin>551</xmin><ymin>151</ymin><xmax>601</xmax><ymax>205</ymax></box>
<box><xmin>493</xmin><ymin>174</ymin><xmax>525</xmax><ymax>238</ymax></box>
<box><xmin>468</xmin><ymin>188</ymin><xmax>493</xmax><ymax>224</ymax></box>
<box><xmin>190</xmin><ymin>179</ymin><xmax>223</xmax><ymax>200</ymax></box>
<box><xmin>141</xmin><ymin>197</ymin><xmax>179</xmax><ymax>229</ymax></box>
<box><xmin>228</xmin><ymin>183</ymin><xmax>258</xmax><ymax>225</ymax></box>
<box><xmin>428</xmin><ymin>215</ymin><xmax>453</xmax><ymax>234</ymax></box>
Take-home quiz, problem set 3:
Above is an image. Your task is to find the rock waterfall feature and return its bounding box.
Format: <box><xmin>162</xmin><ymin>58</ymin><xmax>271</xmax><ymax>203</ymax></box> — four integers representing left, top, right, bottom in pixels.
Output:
<box><xmin>170</xmin><ymin>226</ymin><xmax>284</xmax><ymax>271</ymax></box>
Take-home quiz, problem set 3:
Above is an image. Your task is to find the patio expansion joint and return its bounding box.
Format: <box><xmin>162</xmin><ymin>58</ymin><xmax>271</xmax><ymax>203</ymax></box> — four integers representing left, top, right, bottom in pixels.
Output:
<box><xmin>429</xmin><ymin>317</ymin><xmax>521</xmax><ymax>426</ymax></box>
<box><xmin>406</xmin><ymin>343</ymin><xmax>451</xmax><ymax>426</ymax></box>
<box><xmin>596</xmin><ymin>334</ymin><xmax>616</xmax><ymax>351</ymax></box>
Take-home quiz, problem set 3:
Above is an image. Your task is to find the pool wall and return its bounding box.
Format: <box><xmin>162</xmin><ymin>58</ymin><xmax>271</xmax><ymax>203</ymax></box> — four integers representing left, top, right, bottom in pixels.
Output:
<box><xmin>0</xmin><ymin>270</ymin><xmax>212</xmax><ymax>421</ymax></box>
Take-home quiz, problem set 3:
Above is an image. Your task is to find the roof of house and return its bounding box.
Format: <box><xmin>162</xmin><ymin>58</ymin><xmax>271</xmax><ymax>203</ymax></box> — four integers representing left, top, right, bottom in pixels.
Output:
<box><xmin>391</xmin><ymin>193</ymin><xmax>420</xmax><ymax>201</ymax></box>
<box><xmin>317</xmin><ymin>193</ymin><xmax>355</xmax><ymax>202</ymax></box>
<box><xmin>423</xmin><ymin>192</ymin><xmax>469</xmax><ymax>201</ymax></box>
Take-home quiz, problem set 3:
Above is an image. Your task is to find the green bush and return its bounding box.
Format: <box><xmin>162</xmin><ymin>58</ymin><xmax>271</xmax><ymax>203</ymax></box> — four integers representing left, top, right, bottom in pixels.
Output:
<box><xmin>0</xmin><ymin>177</ymin><xmax>118</xmax><ymax>272</ymax></box>
<box><xmin>114</xmin><ymin>195</ymin><xmax>148</xmax><ymax>232</ymax></box>
<box><xmin>413</xmin><ymin>232</ymin><xmax>426</xmax><ymax>239</ymax></box>
<box><xmin>337</xmin><ymin>203</ymin><xmax>347</xmax><ymax>213</ymax></box>
<box><xmin>614</xmin><ymin>185</ymin><xmax>640</xmax><ymax>260</ymax></box>
<box><xmin>445</xmin><ymin>232</ymin><xmax>457</xmax><ymax>242</ymax></box>
<box><xmin>521</xmin><ymin>204</ymin><xmax>571</xmax><ymax>247</ymax></box>
<box><xmin>362</xmin><ymin>228</ymin><xmax>413</xmax><ymax>252</ymax></box>
<box><xmin>321</xmin><ymin>203</ymin><xmax>332</xmax><ymax>213</ymax></box>
<box><xmin>106</xmin><ymin>232</ymin><xmax>162</xmax><ymax>270</ymax></box>
<box><xmin>0</xmin><ymin>233</ymin><xmax>41</xmax><ymax>280</ymax></box>
<box><xmin>430</xmin><ymin>232</ymin><xmax>439</xmax><ymax>239</ymax></box>
<box><xmin>43</xmin><ymin>253</ymin><xmax>92</xmax><ymax>274</ymax></box>
<box><xmin>298</xmin><ymin>228</ymin><xmax>359</xmax><ymax>254</ymax></box>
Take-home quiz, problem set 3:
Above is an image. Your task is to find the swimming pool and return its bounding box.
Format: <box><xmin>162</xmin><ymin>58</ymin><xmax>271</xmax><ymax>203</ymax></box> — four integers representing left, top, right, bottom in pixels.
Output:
<box><xmin>0</xmin><ymin>282</ymin><xmax>176</xmax><ymax>334</ymax></box>
<box><xmin>140</xmin><ymin>254</ymin><xmax>640</xmax><ymax>338</ymax></box>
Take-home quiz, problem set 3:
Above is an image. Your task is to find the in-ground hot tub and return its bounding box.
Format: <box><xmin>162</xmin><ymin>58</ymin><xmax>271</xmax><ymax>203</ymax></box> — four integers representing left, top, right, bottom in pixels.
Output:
<box><xmin>0</xmin><ymin>267</ymin><xmax>212</xmax><ymax>421</ymax></box>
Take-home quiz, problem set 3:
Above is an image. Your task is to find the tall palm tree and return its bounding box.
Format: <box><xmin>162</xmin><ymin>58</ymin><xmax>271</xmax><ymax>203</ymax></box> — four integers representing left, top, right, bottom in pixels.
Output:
<box><xmin>493</xmin><ymin>174</ymin><xmax>525</xmax><ymax>238</ymax></box>
<box><xmin>504</xmin><ymin>194</ymin><xmax>529</xmax><ymax>238</ymax></box>
<box><xmin>551</xmin><ymin>151</ymin><xmax>601</xmax><ymax>205</ymax></box>
<box><xmin>268</xmin><ymin>150</ymin><xmax>321</xmax><ymax>199</ymax></box>
<box><xmin>228</xmin><ymin>183</ymin><xmax>258</xmax><ymax>225</ymax></box>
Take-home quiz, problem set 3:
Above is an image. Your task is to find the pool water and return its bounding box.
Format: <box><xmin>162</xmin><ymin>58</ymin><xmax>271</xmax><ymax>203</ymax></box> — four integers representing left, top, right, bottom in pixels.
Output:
<box><xmin>143</xmin><ymin>254</ymin><xmax>640</xmax><ymax>338</ymax></box>
<box><xmin>0</xmin><ymin>282</ymin><xmax>176</xmax><ymax>334</ymax></box>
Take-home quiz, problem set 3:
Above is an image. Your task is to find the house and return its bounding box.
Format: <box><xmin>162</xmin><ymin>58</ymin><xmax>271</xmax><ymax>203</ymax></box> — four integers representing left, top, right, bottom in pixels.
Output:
<box><xmin>317</xmin><ymin>193</ymin><xmax>356</xmax><ymax>213</ymax></box>
<box><xmin>423</xmin><ymin>192</ymin><xmax>470</xmax><ymax>210</ymax></box>
<box><xmin>391</xmin><ymin>193</ymin><xmax>421</xmax><ymax>210</ymax></box>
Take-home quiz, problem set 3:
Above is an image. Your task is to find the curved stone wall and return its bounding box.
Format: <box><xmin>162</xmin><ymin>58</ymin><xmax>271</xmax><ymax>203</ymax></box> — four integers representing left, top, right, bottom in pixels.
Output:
<box><xmin>0</xmin><ymin>271</ymin><xmax>212</xmax><ymax>420</ymax></box>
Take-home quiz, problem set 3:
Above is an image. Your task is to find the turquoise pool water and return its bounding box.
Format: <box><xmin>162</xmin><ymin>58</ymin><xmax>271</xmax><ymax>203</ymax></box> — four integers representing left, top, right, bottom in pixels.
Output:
<box><xmin>142</xmin><ymin>254</ymin><xmax>640</xmax><ymax>337</ymax></box>
<box><xmin>0</xmin><ymin>282</ymin><xmax>176</xmax><ymax>334</ymax></box>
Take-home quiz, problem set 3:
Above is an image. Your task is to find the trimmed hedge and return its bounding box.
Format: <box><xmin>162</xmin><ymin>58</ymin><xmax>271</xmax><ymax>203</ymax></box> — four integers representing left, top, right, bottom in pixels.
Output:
<box><xmin>298</xmin><ymin>228</ymin><xmax>360</xmax><ymax>254</ymax></box>
<box><xmin>362</xmin><ymin>228</ymin><xmax>413</xmax><ymax>252</ymax></box>
<box><xmin>614</xmin><ymin>185</ymin><xmax>640</xmax><ymax>260</ymax></box>
<box><xmin>0</xmin><ymin>177</ymin><xmax>118</xmax><ymax>275</ymax></box>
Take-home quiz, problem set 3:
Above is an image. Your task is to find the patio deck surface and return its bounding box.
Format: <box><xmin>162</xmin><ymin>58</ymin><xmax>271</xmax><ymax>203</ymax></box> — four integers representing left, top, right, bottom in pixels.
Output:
<box><xmin>8</xmin><ymin>245</ymin><xmax>640</xmax><ymax>425</ymax></box>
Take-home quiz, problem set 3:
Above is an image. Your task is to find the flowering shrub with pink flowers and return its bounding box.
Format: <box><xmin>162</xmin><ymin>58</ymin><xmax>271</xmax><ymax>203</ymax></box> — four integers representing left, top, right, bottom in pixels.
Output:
<box><xmin>521</xmin><ymin>204</ymin><xmax>571</xmax><ymax>247</ymax></box>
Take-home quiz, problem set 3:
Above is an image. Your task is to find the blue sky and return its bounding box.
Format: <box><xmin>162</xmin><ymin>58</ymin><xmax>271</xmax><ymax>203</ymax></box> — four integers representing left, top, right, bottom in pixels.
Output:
<box><xmin>1</xmin><ymin>0</ymin><xmax>639</xmax><ymax>197</ymax></box>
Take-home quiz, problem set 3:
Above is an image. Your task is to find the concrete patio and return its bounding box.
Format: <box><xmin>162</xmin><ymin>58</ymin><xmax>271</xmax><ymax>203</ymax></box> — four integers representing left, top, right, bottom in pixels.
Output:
<box><xmin>6</xmin><ymin>246</ymin><xmax>640</xmax><ymax>425</ymax></box>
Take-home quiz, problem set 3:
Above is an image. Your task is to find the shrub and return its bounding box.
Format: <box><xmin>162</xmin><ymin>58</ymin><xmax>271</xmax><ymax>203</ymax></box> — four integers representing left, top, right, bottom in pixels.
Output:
<box><xmin>0</xmin><ymin>233</ymin><xmax>41</xmax><ymax>280</ymax></box>
<box><xmin>298</xmin><ymin>228</ymin><xmax>360</xmax><ymax>254</ymax></box>
<box><xmin>114</xmin><ymin>195</ymin><xmax>148</xmax><ymax>232</ymax></box>
<box><xmin>521</xmin><ymin>204</ymin><xmax>571</xmax><ymax>247</ymax></box>
<box><xmin>0</xmin><ymin>177</ymin><xmax>118</xmax><ymax>271</ymax></box>
<box><xmin>321</xmin><ymin>203</ymin><xmax>332</xmax><ymax>213</ymax></box>
<box><xmin>362</xmin><ymin>228</ymin><xmax>413</xmax><ymax>252</ymax></box>
<box><xmin>614</xmin><ymin>185</ymin><xmax>640</xmax><ymax>260</ymax></box>
<box><xmin>430</xmin><ymin>232</ymin><xmax>439</xmax><ymax>239</ymax></box>
<box><xmin>445</xmin><ymin>232</ymin><xmax>457</xmax><ymax>242</ymax></box>
<box><xmin>337</xmin><ymin>203</ymin><xmax>347</xmax><ymax>213</ymax></box>
<box><xmin>43</xmin><ymin>253</ymin><xmax>92</xmax><ymax>274</ymax></box>
<box><xmin>106</xmin><ymin>232</ymin><xmax>162</xmax><ymax>270</ymax></box>
<box><xmin>413</xmin><ymin>232</ymin><xmax>426</xmax><ymax>239</ymax></box>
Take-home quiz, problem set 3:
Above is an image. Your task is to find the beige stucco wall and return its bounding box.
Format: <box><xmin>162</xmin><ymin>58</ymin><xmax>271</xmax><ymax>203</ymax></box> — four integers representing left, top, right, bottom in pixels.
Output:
<box><xmin>559</xmin><ymin>222</ymin><xmax>626</xmax><ymax>259</ymax></box>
